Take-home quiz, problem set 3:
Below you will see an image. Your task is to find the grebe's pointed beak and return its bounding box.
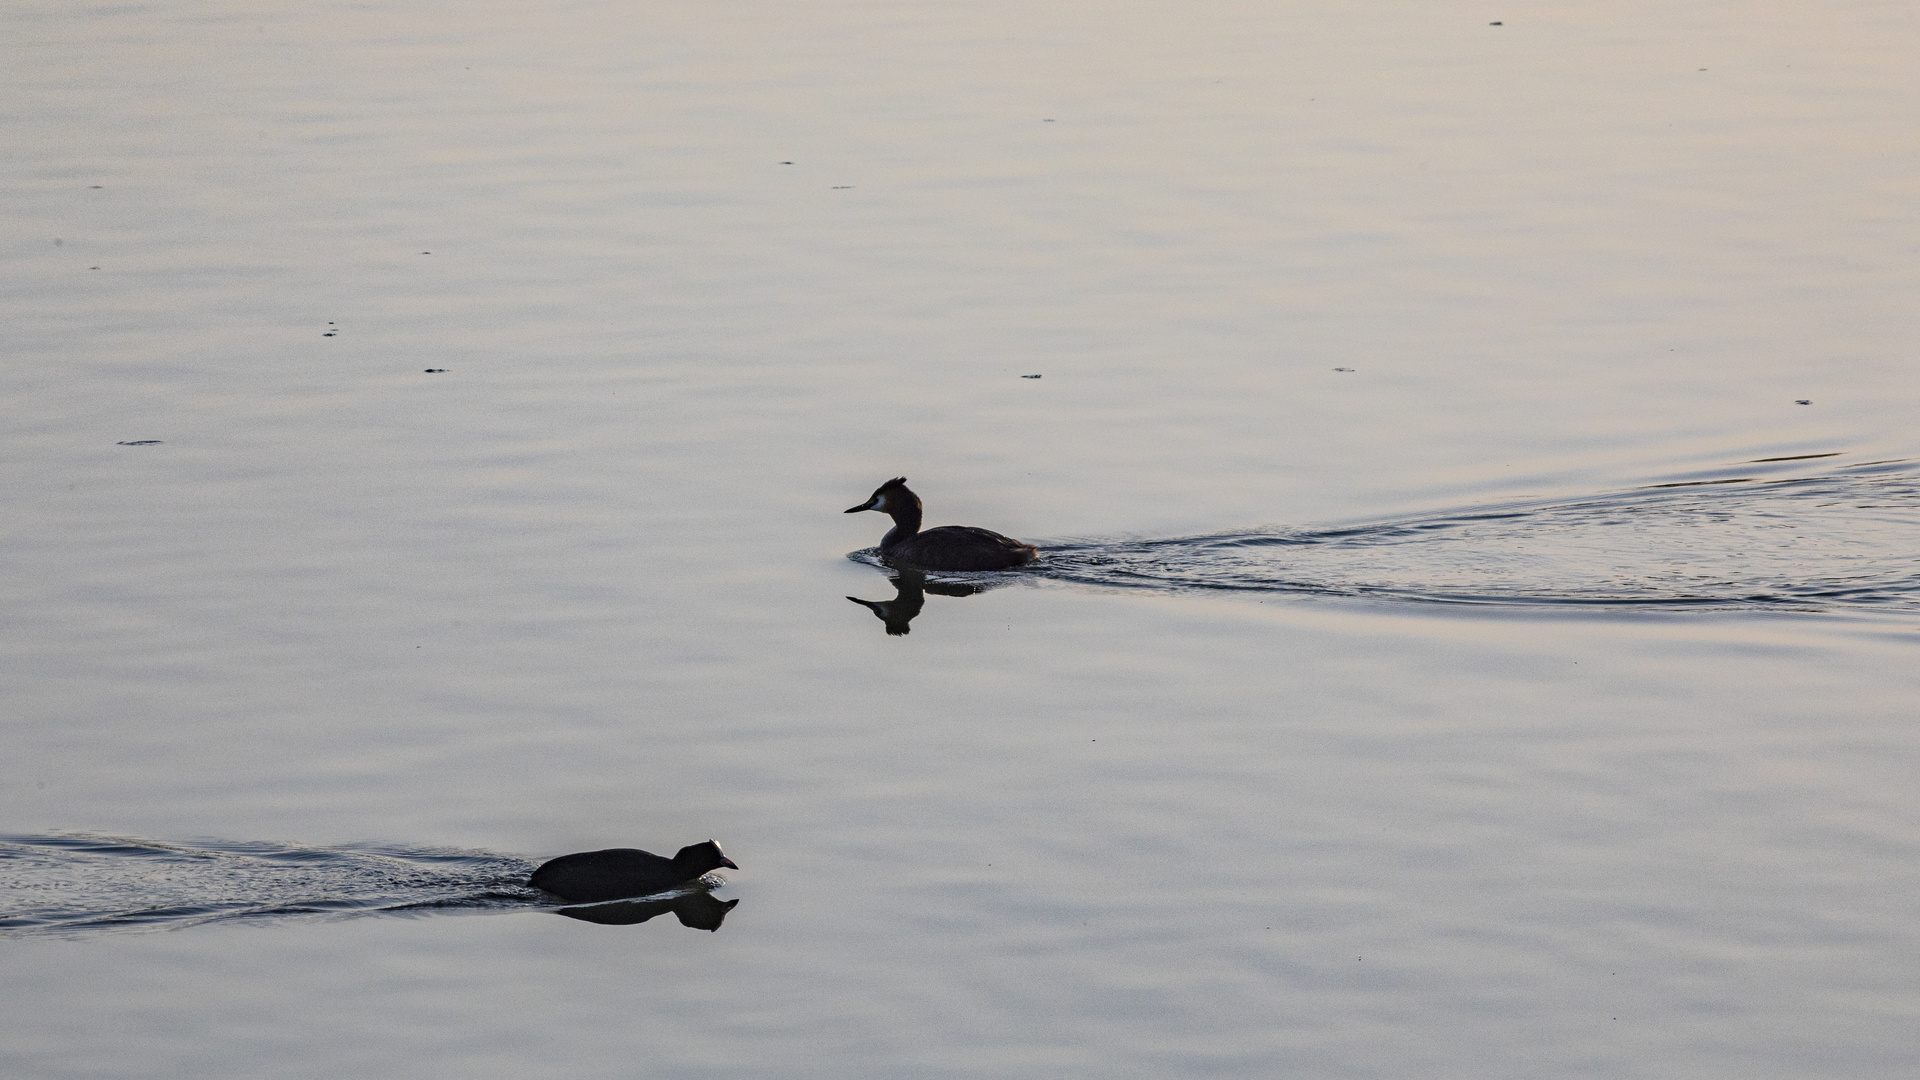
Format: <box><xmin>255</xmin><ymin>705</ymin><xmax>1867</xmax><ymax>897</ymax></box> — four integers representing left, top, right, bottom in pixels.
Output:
<box><xmin>719</xmin><ymin>856</ymin><xmax>739</xmax><ymax>870</ymax></box>
<box><xmin>845</xmin><ymin>496</ymin><xmax>878</xmax><ymax>513</ymax></box>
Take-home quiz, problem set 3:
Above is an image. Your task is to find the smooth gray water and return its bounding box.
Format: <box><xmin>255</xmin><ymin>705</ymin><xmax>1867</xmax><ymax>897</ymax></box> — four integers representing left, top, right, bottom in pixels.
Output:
<box><xmin>5</xmin><ymin>1</ymin><xmax>1918</xmax><ymax>1077</ymax></box>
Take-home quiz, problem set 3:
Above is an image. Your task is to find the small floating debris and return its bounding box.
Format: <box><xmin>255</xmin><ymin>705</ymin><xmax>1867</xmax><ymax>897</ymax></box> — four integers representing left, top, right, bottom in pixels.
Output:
<box><xmin>1333</xmin><ymin>367</ymin><xmax>1355</xmax><ymax>372</ymax></box>
<box><xmin>1021</xmin><ymin>374</ymin><xmax>1042</xmax><ymax>379</ymax></box>
<box><xmin>831</xmin><ymin>185</ymin><xmax>853</xmax><ymax>189</ymax></box>
<box><xmin>116</xmin><ymin>440</ymin><xmax>162</xmax><ymax>446</ymax></box>
<box><xmin>425</xmin><ymin>368</ymin><xmax>447</xmax><ymax>373</ymax></box>
<box><xmin>1489</xmin><ymin>21</ymin><xmax>1502</xmax><ymax>26</ymax></box>
<box><xmin>1795</xmin><ymin>399</ymin><xmax>1811</xmax><ymax>405</ymax></box>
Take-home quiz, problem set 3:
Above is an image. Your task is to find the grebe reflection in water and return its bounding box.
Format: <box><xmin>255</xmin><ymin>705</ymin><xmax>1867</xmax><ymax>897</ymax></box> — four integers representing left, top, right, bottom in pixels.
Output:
<box><xmin>846</xmin><ymin>567</ymin><xmax>986</xmax><ymax>636</ymax></box>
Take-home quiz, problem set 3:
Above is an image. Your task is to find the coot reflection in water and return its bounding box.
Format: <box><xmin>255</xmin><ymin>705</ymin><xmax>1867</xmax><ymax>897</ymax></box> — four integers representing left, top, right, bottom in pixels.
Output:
<box><xmin>846</xmin><ymin>567</ymin><xmax>987</xmax><ymax>636</ymax></box>
<box><xmin>553</xmin><ymin>889</ymin><xmax>740</xmax><ymax>930</ymax></box>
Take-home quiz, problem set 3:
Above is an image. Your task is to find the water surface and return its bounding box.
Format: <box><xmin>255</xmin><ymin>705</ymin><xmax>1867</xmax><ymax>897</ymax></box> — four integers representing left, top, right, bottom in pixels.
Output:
<box><xmin>4</xmin><ymin>1</ymin><xmax>1918</xmax><ymax>1077</ymax></box>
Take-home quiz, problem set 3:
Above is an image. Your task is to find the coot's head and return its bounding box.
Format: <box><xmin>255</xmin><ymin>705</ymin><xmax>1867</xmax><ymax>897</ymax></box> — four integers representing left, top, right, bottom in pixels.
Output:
<box><xmin>845</xmin><ymin>477</ymin><xmax>917</xmax><ymax>515</ymax></box>
<box><xmin>674</xmin><ymin>840</ymin><xmax>738</xmax><ymax>875</ymax></box>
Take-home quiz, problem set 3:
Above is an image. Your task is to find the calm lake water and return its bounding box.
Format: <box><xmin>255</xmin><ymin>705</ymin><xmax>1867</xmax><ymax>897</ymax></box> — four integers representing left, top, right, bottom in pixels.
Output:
<box><xmin>4</xmin><ymin>1</ymin><xmax>1917</xmax><ymax>1076</ymax></box>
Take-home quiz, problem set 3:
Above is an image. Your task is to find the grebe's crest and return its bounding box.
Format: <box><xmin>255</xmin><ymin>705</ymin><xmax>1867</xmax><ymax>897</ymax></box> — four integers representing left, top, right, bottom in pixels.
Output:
<box><xmin>875</xmin><ymin>477</ymin><xmax>911</xmax><ymax>510</ymax></box>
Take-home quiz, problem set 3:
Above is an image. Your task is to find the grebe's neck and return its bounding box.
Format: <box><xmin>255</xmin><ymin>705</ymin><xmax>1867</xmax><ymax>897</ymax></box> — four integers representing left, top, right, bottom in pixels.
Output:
<box><xmin>882</xmin><ymin>502</ymin><xmax>923</xmax><ymax>545</ymax></box>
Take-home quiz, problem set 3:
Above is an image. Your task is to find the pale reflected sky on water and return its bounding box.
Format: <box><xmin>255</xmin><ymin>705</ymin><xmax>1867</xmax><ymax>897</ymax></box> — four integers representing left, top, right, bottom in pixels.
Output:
<box><xmin>3</xmin><ymin>2</ymin><xmax>1918</xmax><ymax>1077</ymax></box>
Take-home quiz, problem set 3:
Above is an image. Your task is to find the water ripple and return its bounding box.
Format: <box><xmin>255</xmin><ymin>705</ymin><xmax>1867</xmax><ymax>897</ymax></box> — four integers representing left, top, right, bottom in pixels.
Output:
<box><xmin>861</xmin><ymin>453</ymin><xmax>1920</xmax><ymax>614</ymax></box>
<box><xmin>0</xmin><ymin>833</ymin><xmax>540</xmax><ymax>938</ymax></box>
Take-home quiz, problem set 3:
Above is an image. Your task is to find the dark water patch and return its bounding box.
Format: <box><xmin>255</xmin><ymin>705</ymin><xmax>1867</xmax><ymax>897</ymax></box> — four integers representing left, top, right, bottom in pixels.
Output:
<box><xmin>0</xmin><ymin>833</ymin><xmax>553</xmax><ymax>937</ymax></box>
<box><xmin>854</xmin><ymin>454</ymin><xmax>1920</xmax><ymax>615</ymax></box>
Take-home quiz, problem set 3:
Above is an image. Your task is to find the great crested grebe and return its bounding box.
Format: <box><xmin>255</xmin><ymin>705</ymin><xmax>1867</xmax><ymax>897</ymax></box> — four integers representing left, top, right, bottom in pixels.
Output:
<box><xmin>844</xmin><ymin>477</ymin><xmax>1039</xmax><ymax>571</ymax></box>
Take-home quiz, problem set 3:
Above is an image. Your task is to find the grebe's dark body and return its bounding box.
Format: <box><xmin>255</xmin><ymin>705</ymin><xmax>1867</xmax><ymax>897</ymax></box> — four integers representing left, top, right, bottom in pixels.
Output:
<box><xmin>529</xmin><ymin>841</ymin><xmax>736</xmax><ymax>903</ymax></box>
<box><xmin>845</xmin><ymin>477</ymin><xmax>1039</xmax><ymax>572</ymax></box>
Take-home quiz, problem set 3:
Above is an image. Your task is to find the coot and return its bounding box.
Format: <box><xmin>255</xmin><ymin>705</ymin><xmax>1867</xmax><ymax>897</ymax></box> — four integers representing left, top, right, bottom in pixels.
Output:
<box><xmin>529</xmin><ymin>841</ymin><xmax>737</xmax><ymax>903</ymax></box>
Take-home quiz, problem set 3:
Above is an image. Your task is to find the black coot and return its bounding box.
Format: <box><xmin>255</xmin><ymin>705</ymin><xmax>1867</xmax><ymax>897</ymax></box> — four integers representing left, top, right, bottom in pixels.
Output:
<box><xmin>529</xmin><ymin>841</ymin><xmax>737</xmax><ymax>903</ymax></box>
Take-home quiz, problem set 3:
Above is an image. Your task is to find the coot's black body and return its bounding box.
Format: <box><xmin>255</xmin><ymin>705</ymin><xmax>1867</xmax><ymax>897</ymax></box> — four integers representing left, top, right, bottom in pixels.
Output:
<box><xmin>529</xmin><ymin>841</ymin><xmax>736</xmax><ymax>903</ymax></box>
<box><xmin>845</xmin><ymin>477</ymin><xmax>1038</xmax><ymax>572</ymax></box>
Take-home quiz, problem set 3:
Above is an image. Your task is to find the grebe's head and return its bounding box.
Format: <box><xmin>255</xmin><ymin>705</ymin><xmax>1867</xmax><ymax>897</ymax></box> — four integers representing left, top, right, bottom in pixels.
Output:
<box><xmin>845</xmin><ymin>476</ymin><xmax>917</xmax><ymax>515</ymax></box>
